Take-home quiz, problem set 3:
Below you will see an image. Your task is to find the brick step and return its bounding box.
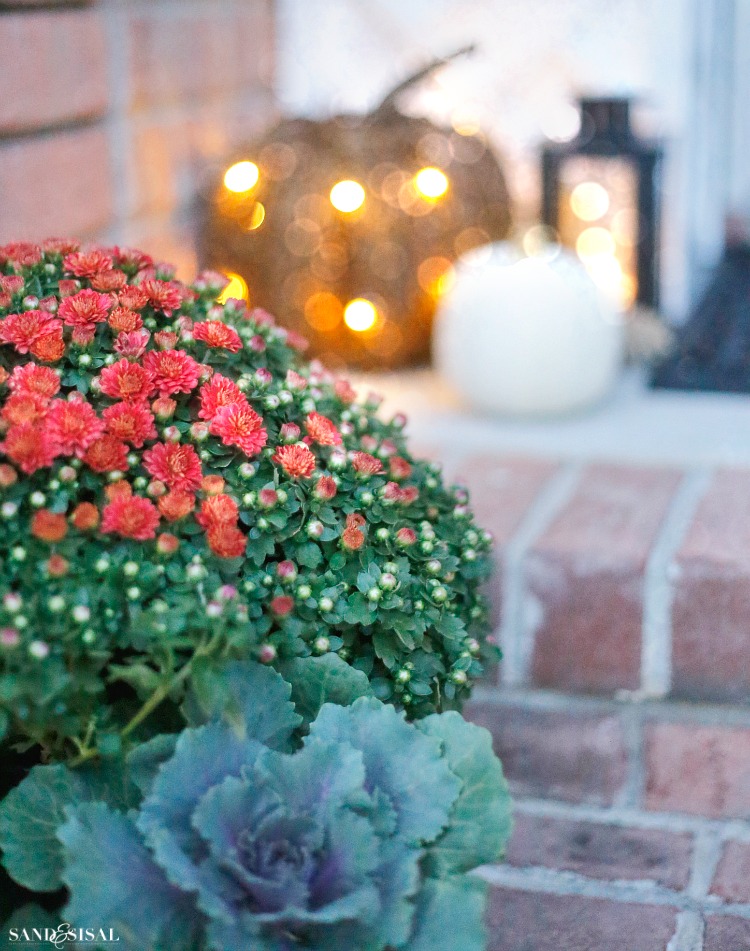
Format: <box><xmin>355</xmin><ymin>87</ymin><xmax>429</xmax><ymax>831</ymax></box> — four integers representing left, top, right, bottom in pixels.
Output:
<box><xmin>468</xmin><ymin>691</ymin><xmax>750</xmax><ymax>950</ymax></box>
<box><xmin>442</xmin><ymin>453</ymin><xmax>750</xmax><ymax>704</ymax></box>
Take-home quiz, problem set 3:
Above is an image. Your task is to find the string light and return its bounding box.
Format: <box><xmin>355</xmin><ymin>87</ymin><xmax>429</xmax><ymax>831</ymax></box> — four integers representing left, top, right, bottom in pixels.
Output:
<box><xmin>217</xmin><ymin>272</ymin><xmax>249</xmax><ymax>304</ymax></box>
<box><xmin>224</xmin><ymin>161</ymin><xmax>260</xmax><ymax>193</ymax></box>
<box><xmin>414</xmin><ymin>167</ymin><xmax>449</xmax><ymax>200</ymax></box>
<box><xmin>329</xmin><ymin>179</ymin><xmax>366</xmax><ymax>213</ymax></box>
<box><xmin>344</xmin><ymin>298</ymin><xmax>378</xmax><ymax>332</ymax></box>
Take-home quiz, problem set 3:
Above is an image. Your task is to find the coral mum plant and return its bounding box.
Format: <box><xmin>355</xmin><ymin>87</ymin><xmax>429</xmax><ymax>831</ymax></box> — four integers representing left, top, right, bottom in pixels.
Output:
<box><xmin>0</xmin><ymin>240</ymin><xmax>494</xmax><ymax>759</ymax></box>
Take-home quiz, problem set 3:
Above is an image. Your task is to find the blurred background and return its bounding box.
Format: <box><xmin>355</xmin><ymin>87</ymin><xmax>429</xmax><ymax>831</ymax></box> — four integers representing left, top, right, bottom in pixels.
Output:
<box><xmin>2</xmin><ymin>0</ymin><xmax>749</xmax><ymax>417</ymax></box>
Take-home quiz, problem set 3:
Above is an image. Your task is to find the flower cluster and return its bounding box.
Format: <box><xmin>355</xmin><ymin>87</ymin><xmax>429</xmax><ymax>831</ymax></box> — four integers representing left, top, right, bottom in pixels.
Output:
<box><xmin>0</xmin><ymin>240</ymin><xmax>494</xmax><ymax>757</ymax></box>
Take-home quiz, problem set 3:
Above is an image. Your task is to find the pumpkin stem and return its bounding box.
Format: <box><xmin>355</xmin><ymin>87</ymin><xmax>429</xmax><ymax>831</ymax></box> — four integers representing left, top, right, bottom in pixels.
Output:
<box><xmin>371</xmin><ymin>44</ymin><xmax>476</xmax><ymax>117</ymax></box>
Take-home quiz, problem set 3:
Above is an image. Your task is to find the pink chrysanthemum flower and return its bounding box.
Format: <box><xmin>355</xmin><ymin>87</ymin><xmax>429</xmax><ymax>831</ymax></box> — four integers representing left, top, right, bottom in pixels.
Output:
<box><xmin>272</xmin><ymin>443</ymin><xmax>316</xmax><ymax>479</ymax></box>
<box><xmin>210</xmin><ymin>402</ymin><xmax>267</xmax><ymax>456</ymax></box>
<box><xmin>102</xmin><ymin>401</ymin><xmax>156</xmax><ymax>448</ymax></box>
<box><xmin>198</xmin><ymin>374</ymin><xmax>244</xmax><ymax>420</ymax></box>
<box><xmin>192</xmin><ymin>321</ymin><xmax>243</xmax><ymax>353</ymax></box>
<box><xmin>142</xmin><ymin>349</ymin><xmax>200</xmax><ymax>397</ymax></box>
<box><xmin>100</xmin><ymin>359</ymin><xmax>154</xmax><ymax>403</ymax></box>
<box><xmin>143</xmin><ymin>442</ymin><xmax>203</xmax><ymax>493</ymax></box>
<box><xmin>305</xmin><ymin>411</ymin><xmax>341</xmax><ymax>446</ymax></box>
<box><xmin>8</xmin><ymin>363</ymin><xmax>60</xmax><ymax>399</ymax></box>
<box><xmin>101</xmin><ymin>494</ymin><xmax>160</xmax><ymax>541</ymax></box>
<box><xmin>46</xmin><ymin>397</ymin><xmax>105</xmax><ymax>456</ymax></box>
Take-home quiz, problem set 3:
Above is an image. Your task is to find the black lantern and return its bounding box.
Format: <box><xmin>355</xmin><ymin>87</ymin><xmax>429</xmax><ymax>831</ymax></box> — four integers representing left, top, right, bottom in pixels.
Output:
<box><xmin>542</xmin><ymin>97</ymin><xmax>663</xmax><ymax>309</ymax></box>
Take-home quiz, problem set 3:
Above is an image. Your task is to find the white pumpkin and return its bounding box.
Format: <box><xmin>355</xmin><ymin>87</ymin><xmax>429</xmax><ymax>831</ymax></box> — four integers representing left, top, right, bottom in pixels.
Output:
<box><xmin>434</xmin><ymin>243</ymin><xmax>625</xmax><ymax>417</ymax></box>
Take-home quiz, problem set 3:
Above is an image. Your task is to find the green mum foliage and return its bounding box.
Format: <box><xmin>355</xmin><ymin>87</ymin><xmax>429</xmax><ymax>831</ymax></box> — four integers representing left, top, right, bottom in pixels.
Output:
<box><xmin>0</xmin><ymin>241</ymin><xmax>495</xmax><ymax>759</ymax></box>
<box><xmin>0</xmin><ymin>662</ymin><xmax>511</xmax><ymax>951</ymax></box>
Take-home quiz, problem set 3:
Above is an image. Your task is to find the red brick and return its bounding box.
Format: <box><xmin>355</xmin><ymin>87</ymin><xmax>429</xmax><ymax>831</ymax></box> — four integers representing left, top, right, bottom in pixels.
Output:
<box><xmin>711</xmin><ymin>840</ymin><xmax>750</xmax><ymax>902</ymax></box>
<box><xmin>128</xmin><ymin>101</ymin><xmax>274</xmax><ymax>220</ymax></box>
<box><xmin>672</xmin><ymin>470</ymin><xmax>750</xmax><ymax>702</ymax></box>
<box><xmin>454</xmin><ymin>454</ymin><xmax>560</xmax><ymax>548</ymax></box>
<box><xmin>528</xmin><ymin>464</ymin><xmax>680</xmax><ymax>693</ymax></box>
<box><xmin>454</xmin><ymin>453</ymin><xmax>559</xmax><ymax>637</ymax></box>
<box><xmin>646</xmin><ymin>722</ymin><xmax>750</xmax><ymax>819</ymax></box>
<box><xmin>467</xmin><ymin>702</ymin><xmax>627</xmax><ymax>805</ymax></box>
<box><xmin>0</xmin><ymin>127</ymin><xmax>113</xmax><ymax>242</ymax></box>
<box><xmin>506</xmin><ymin>813</ymin><xmax>693</xmax><ymax>889</ymax></box>
<box><xmin>128</xmin><ymin>2</ymin><xmax>274</xmax><ymax>112</ymax></box>
<box><xmin>0</xmin><ymin>10</ymin><xmax>108</xmax><ymax>134</ymax></box>
<box><xmin>704</xmin><ymin>916</ymin><xmax>750</xmax><ymax>951</ymax></box>
<box><xmin>486</xmin><ymin>888</ymin><xmax>677</xmax><ymax>951</ymax></box>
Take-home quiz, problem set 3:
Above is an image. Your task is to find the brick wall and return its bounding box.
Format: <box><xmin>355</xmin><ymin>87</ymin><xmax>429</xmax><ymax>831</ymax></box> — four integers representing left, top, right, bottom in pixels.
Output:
<box><xmin>0</xmin><ymin>0</ymin><xmax>276</xmax><ymax>276</ymax></box>
<box><xmin>418</xmin><ymin>444</ymin><xmax>750</xmax><ymax>949</ymax></box>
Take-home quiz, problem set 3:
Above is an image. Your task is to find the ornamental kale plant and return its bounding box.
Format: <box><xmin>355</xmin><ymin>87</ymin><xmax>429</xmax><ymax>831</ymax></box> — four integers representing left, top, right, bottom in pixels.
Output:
<box><xmin>0</xmin><ymin>662</ymin><xmax>512</xmax><ymax>951</ymax></box>
<box><xmin>0</xmin><ymin>239</ymin><xmax>494</xmax><ymax>759</ymax></box>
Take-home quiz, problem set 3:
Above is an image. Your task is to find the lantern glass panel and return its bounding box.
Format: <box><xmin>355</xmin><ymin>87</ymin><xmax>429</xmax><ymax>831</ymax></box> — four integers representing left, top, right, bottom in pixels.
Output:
<box><xmin>556</xmin><ymin>155</ymin><xmax>639</xmax><ymax>308</ymax></box>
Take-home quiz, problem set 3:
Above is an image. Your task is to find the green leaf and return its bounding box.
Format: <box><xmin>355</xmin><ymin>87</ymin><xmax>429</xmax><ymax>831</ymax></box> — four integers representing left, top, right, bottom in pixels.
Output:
<box><xmin>0</xmin><ymin>760</ymin><xmax>140</xmax><ymax>893</ymax></box>
<box><xmin>343</xmin><ymin>594</ymin><xmax>374</xmax><ymax>626</ymax></box>
<box><xmin>108</xmin><ymin>662</ymin><xmax>162</xmax><ymax>696</ymax></box>
<box><xmin>0</xmin><ymin>709</ymin><xmax>8</xmax><ymax>743</ymax></box>
<box><xmin>278</xmin><ymin>654</ymin><xmax>373</xmax><ymax>722</ymax></box>
<box><xmin>0</xmin><ymin>765</ymin><xmax>86</xmax><ymax>891</ymax></box>
<box><xmin>59</xmin><ymin>803</ymin><xmax>198</xmax><ymax>951</ymax></box>
<box><xmin>183</xmin><ymin>659</ymin><xmax>301</xmax><ymax>750</ymax></box>
<box><xmin>296</xmin><ymin>542</ymin><xmax>322</xmax><ymax>568</ymax></box>
<box><xmin>406</xmin><ymin>878</ymin><xmax>488</xmax><ymax>951</ymax></box>
<box><xmin>419</xmin><ymin>712</ymin><xmax>512</xmax><ymax>876</ymax></box>
<box><xmin>372</xmin><ymin>630</ymin><xmax>399</xmax><ymax>668</ymax></box>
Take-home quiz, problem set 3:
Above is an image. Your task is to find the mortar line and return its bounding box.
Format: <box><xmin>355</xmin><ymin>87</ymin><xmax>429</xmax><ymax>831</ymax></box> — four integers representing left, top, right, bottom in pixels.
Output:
<box><xmin>498</xmin><ymin>461</ymin><xmax>582</xmax><ymax>686</ymax></box>
<box><xmin>641</xmin><ymin>468</ymin><xmax>713</xmax><ymax>696</ymax></box>
<box><xmin>469</xmin><ymin>685</ymin><xmax>750</xmax><ymax>728</ymax></box>
<box><xmin>667</xmin><ymin>911</ymin><xmax>705</xmax><ymax>951</ymax></box>
<box><xmin>688</xmin><ymin>827</ymin><xmax>725</xmax><ymax>900</ymax></box>
<box><xmin>511</xmin><ymin>796</ymin><xmax>750</xmax><ymax>839</ymax></box>
<box><xmin>614</xmin><ymin>704</ymin><xmax>645</xmax><ymax>809</ymax></box>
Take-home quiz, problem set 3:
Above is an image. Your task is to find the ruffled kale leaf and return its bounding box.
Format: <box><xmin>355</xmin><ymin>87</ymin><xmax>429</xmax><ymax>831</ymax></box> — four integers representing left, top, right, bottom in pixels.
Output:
<box><xmin>309</xmin><ymin>698</ymin><xmax>461</xmax><ymax>845</ymax></box>
<box><xmin>278</xmin><ymin>654</ymin><xmax>373</xmax><ymax>723</ymax></box>
<box><xmin>0</xmin><ymin>661</ymin><xmax>512</xmax><ymax>951</ymax></box>
<box><xmin>418</xmin><ymin>712</ymin><xmax>512</xmax><ymax>876</ymax></box>
<box><xmin>58</xmin><ymin>803</ymin><xmax>199</xmax><ymax>951</ymax></box>
<box><xmin>0</xmin><ymin>759</ymin><xmax>138</xmax><ymax>893</ymax></box>
<box><xmin>182</xmin><ymin>659</ymin><xmax>301</xmax><ymax>748</ymax></box>
<box><xmin>406</xmin><ymin>878</ymin><xmax>488</xmax><ymax>951</ymax></box>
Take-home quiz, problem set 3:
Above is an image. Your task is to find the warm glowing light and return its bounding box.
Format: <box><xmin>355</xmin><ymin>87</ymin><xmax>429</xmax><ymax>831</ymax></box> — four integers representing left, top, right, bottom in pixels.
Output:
<box><xmin>418</xmin><ymin>257</ymin><xmax>455</xmax><ymax>297</ymax></box>
<box><xmin>576</xmin><ymin>227</ymin><xmax>616</xmax><ymax>259</ymax></box>
<box><xmin>570</xmin><ymin>182</ymin><xmax>610</xmax><ymax>221</ymax></box>
<box><xmin>224</xmin><ymin>161</ymin><xmax>259</xmax><ymax>193</ymax></box>
<box><xmin>217</xmin><ymin>272</ymin><xmax>249</xmax><ymax>304</ymax></box>
<box><xmin>330</xmin><ymin>179</ymin><xmax>366</xmax><ymax>213</ymax></box>
<box><xmin>414</xmin><ymin>167</ymin><xmax>449</xmax><ymax>200</ymax></box>
<box><xmin>304</xmin><ymin>292</ymin><xmax>343</xmax><ymax>332</ymax></box>
<box><xmin>246</xmin><ymin>202</ymin><xmax>265</xmax><ymax>230</ymax></box>
<box><xmin>344</xmin><ymin>298</ymin><xmax>378</xmax><ymax>332</ymax></box>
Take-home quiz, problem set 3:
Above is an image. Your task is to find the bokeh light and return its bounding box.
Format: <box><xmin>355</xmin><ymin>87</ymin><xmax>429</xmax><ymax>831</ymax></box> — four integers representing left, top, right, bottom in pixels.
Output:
<box><xmin>414</xmin><ymin>167</ymin><xmax>450</xmax><ymax>200</ymax></box>
<box><xmin>246</xmin><ymin>202</ymin><xmax>266</xmax><ymax>230</ymax></box>
<box><xmin>576</xmin><ymin>226</ymin><xmax>617</xmax><ymax>258</ymax></box>
<box><xmin>217</xmin><ymin>272</ymin><xmax>249</xmax><ymax>304</ymax></box>
<box><xmin>570</xmin><ymin>181</ymin><xmax>610</xmax><ymax>221</ymax></box>
<box><xmin>329</xmin><ymin>179</ymin><xmax>366</xmax><ymax>213</ymax></box>
<box><xmin>224</xmin><ymin>161</ymin><xmax>260</xmax><ymax>193</ymax></box>
<box><xmin>344</xmin><ymin>298</ymin><xmax>378</xmax><ymax>332</ymax></box>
